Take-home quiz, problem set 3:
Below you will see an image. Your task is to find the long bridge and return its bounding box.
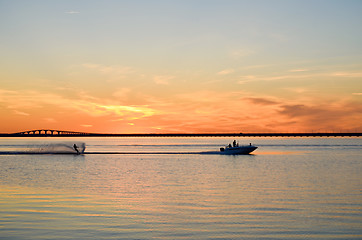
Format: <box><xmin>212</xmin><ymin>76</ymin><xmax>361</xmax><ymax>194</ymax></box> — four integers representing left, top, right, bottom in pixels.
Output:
<box><xmin>0</xmin><ymin>130</ymin><xmax>361</xmax><ymax>137</ymax></box>
<box><xmin>4</xmin><ymin>129</ymin><xmax>91</xmax><ymax>136</ymax></box>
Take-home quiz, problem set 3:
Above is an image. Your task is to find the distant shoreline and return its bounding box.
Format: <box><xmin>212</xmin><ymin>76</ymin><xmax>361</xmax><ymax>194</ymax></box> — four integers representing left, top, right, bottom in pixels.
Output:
<box><xmin>0</xmin><ymin>132</ymin><xmax>361</xmax><ymax>137</ymax></box>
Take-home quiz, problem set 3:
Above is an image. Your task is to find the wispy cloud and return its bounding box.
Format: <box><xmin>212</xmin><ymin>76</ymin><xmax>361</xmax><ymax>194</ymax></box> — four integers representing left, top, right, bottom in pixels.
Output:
<box><xmin>277</xmin><ymin>101</ymin><xmax>362</xmax><ymax>131</ymax></box>
<box><xmin>238</xmin><ymin>75</ymin><xmax>257</xmax><ymax>84</ymax></box>
<box><xmin>113</xmin><ymin>88</ymin><xmax>131</xmax><ymax>100</ymax></box>
<box><xmin>330</xmin><ymin>72</ymin><xmax>362</xmax><ymax>77</ymax></box>
<box><xmin>230</xmin><ymin>49</ymin><xmax>254</xmax><ymax>59</ymax></box>
<box><xmin>218</xmin><ymin>69</ymin><xmax>235</xmax><ymax>75</ymax></box>
<box><xmin>244</xmin><ymin>97</ymin><xmax>279</xmax><ymax>105</ymax></box>
<box><xmin>65</xmin><ymin>11</ymin><xmax>80</xmax><ymax>14</ymax></box>
<box><xmin>1</xmin><ymin>87</ymin><xmax>361</xmax><ymax>133</ymax></box>
<box><xmin>283</xmin><ymin>87</ymin><xmax>309</xmax><ymax>94</ymax></box>
<box><xmin>44</xmin><ymin>118</ymin><xmax>57</xmax><ymax>123</ymax></box>
<box><xmin>153</xmin><ymin>75</ymin><xmax>174</xmax><ymax>85</ymax></box>
<box><xmin>166</xmin><ymin>92</ymin><xmax>362</xmax><ymax>132</ymax></box>
<box><xmin>0</xmin><ymin>89</ymin><xmax>156</xmax><ymax>121</ymax></box>
<box><xmin>176</xmin><ymin>90</ymin><xmax>245</xmax><ymax>103</ymax></box>
<box><xmin>238</xmin><ymin>70</ymin><xmax>362</xmax><ymax>84</ymax></box>
<box><xmin>81</xmin><ymin>63</ymin><xmax>134</xmax><ymax>80</ymax></box>
<box><xmin>289</xmin><ymin>69</ymin><xmax>309</xmax><ymax>72</ymax></box>
<box><xmin>13</xmin><ymin>110</ymin><xmax>30</xmax><ymax>116</ymax></box>
<box><xmin>239</xmin><ymin>74</ymin><xmax>311</xmax><ymax>82</ymax></box>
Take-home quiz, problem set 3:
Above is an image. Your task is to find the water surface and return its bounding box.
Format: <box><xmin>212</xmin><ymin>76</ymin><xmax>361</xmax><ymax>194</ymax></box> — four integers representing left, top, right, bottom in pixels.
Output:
<box><xmin>0</xmin><ymin>137</ymin><xmax>361</xmax><ymax>239</ymax></box>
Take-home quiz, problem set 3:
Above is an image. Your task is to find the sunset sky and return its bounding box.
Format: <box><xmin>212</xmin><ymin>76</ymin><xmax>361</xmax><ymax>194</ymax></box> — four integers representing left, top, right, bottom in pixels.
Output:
<box><xmin>1</xmin><ymin>0</ymin><xmax>361</xmax><ymax>133</ymax></box>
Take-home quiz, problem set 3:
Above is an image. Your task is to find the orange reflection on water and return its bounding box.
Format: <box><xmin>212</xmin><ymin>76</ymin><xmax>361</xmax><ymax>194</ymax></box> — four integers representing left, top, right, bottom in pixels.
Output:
<box><xmin>256</xmin><ymin>151</ymin><xmax>308</xmax><ymax>155</ymax></box>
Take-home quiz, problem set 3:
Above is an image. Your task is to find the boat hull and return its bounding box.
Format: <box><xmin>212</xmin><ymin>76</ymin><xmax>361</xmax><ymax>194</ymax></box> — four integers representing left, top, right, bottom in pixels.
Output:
<box><xmin>219</xmin><ymin>146</ymin><xmax>257</xmax><ymax>155</ymax></box>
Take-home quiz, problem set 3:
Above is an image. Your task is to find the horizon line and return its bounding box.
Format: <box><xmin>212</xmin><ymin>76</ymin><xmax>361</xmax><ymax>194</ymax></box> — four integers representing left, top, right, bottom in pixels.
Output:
<box><xmin>0</xmin><ymin>129</ymin><xmax>361</xmax><ymax>137</ymax></box>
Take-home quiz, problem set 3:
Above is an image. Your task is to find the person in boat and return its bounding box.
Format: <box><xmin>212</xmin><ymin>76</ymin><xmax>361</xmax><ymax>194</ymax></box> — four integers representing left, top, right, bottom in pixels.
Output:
<box><xmin>73</xmin><ymin>144</ymin><xmax>80</xmax><ymax>154</ymax></box>
<box><xmin>233</xmin><ymin>140</ymin><xmax>236</xmax><ymax>147</ymax></box>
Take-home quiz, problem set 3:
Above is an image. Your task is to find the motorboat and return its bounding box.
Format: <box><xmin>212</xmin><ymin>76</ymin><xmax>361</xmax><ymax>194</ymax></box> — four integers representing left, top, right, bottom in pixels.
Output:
<box><xmin>219</xmin><ymin>141</ymin><xmax>257</xmax><ymax>155</ymax></box>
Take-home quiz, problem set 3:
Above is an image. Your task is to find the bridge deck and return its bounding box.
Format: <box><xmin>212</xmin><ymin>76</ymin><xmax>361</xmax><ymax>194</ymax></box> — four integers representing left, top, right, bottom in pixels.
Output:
<box><xmin>0</xmin><ymin>132</ymin><xmax>361</xmax><ymax>137</ymax></box>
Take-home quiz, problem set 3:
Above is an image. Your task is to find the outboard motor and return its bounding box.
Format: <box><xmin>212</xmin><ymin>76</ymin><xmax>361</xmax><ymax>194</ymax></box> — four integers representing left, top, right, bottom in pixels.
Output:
<box><xmin>220</xmin><ymin>147</ymin><xmax>225</xmax><ymax>152</ymax></box>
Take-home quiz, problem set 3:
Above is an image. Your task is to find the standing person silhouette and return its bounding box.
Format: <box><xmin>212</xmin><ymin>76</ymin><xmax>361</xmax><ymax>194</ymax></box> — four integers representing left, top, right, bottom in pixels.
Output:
<box><xmin>73</xmin><ymin>144</ymin><xmax>80</xmax><ymax>154</ymax></box>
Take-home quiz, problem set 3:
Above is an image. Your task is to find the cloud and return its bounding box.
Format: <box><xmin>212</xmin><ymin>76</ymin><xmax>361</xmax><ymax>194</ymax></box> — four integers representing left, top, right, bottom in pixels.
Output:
<box><xmin>113</xmin><ymin>88</ymin><xmax>131</xmax><ymax>100</ymax></box>
<box><xmin>0</xmin><ymin>89</ymin><xmax>157</xmax><ymax>121</ymax></box>
<box><xmin>82</xmin><ymin>63</ymin><xmax>133</xmax><ymax>74</ymax></box>
<box><xmin>238</xmin><ymin>75</ymin><xmax>257</xmax><ymax>84</ymax></box>
<box><xmin>237</xmin><ymin>70</ymin><xmax>362</xmax><ymax>84</ymax></box>
<box><xmin>126</xmin><ymin>91</ymin><xmax>362</xmax><ymax>132</ymax></box>
<box><xmin>330</xmin><ymin>72</ymin><xmax>362</xmax><ymax>78</ymax></box>
<box><xmin>217</xmin><ymin>69</ymin><xmax>235</xmax><ymax>75</ymax></box>
<box><xmin>153</xmin><ymin>75</ymin><xmax>174</xmax><ymax>85</ymax></box>
<box><xmin>230</xmin><ymin>49</ymin><xmax>254</xmax><ymax>59</ymax></box>
<box><xmin>277</xmin><ymin>102</ymin><xmax>362</xmax><ymax>131</ymax></box>
<box><xmin>1</xmin><ymin>87</ymin><xmax>361</xmax><ymax>133</ymax></box>
<box><xmin>244</xmin><ymin>97</ymin><xmax>279</xmax><ymax>105</ymax></box>
<box><xmin>176</xmin><ymin>90</ymin><xmax>245</xmax><ymax>104</ymax></box>
<box><xmin>13</xmin><ymin>110</ymin><xmax>30</xmax><ymax>116</ymax></box>
<box><xmin>289</xmin><ymin>69</ymin><xmax>309</xmax><ymax>72</ymax></box>
<box><xmin>352</xmin><ymin>93</ymin><xmax>362</xmax><ymax>96</ymax></box>
<box><xmin>44</xmin><ymin>118</ymin><xmax>57</xmax><ymax>123</ymax></box>
<box><xmin>248</xmin><ymin>74</ymin><xmax>308</xmax><ymax>81</ymax></box>
<box><xmin>81</xmin><ymin>63</ymin><xmax>134</xmax><ymax>80</ymax></box>
<box><xmin>145</xmin><ymin>90</ymin><xmax>278</xmax><ymax>132</ymax></box>
<box><xmin>65</xmin><ymin>11</ymin><xmax>80</xmax><ymax>14</ymax></box>
<box><xmin>283</xmin><ymin>87</ymin><xmax>308</xmax><ymax>93</ymax></box>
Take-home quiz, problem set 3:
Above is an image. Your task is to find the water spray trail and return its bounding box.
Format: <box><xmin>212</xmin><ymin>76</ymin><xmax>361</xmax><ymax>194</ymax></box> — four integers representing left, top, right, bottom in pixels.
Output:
<box><xmin>0</xmin><ymin>142</ymin><xmax>86</xmax><ymax>155</ymax></box>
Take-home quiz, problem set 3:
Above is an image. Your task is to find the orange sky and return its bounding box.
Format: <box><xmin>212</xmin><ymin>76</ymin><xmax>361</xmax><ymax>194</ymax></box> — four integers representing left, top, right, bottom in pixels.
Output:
<box><xmin>0</xmin><ymin>1</ymin><xmax>361</xmax><ymax>133</ymax></box>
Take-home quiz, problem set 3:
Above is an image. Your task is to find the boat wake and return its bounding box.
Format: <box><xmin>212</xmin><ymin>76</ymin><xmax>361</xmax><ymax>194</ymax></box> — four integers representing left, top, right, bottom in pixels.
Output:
<box><xmin>0</xmin><ymin>140</ymin><xmax>258</xmax><ymax>155</ymax></box>
<box><xmin>0</xmin><ymin>150</ymin><xmax>255</xmax><ymax>155</ymax></box>
<box><xmin>66</xmin><ymin>151</ymin><xmax>254</xmax><ymax>155</ymax></box>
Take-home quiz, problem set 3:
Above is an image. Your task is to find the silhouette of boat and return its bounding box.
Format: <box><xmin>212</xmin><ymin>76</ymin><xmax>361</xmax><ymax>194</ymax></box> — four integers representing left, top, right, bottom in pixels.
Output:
<box><xmin>219</xmin><ymin>141</ymin><xmax>257</xmax><ymax>155</ymax></box>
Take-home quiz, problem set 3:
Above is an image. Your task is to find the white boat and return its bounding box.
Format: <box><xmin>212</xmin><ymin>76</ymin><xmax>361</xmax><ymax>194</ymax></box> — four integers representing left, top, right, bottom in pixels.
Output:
<box><xmin>219</xmin><ymin>141</ymin><xmax>257</xmax><ymax>155</ymax></box>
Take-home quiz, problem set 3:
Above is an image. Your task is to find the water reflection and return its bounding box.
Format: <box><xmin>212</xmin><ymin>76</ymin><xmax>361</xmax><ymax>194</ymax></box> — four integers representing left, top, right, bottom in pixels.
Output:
<box><xmin>0</xmin><ymin>138</ymin><xmax>361</xmax><ymax>239</ymax></box>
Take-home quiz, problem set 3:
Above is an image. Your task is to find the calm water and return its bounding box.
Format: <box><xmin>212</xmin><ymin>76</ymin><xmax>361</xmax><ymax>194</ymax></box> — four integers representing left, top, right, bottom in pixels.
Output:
<box><xmin>0</xmin><ymin>137</ymin><xmax>361</xmax><ymax>239</ymax></box>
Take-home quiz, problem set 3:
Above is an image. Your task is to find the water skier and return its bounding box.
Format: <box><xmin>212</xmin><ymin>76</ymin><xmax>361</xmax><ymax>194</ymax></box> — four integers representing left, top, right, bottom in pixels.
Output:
<box><xmin>73</xmin><ymin>144</ymin><xmax>80</xmax><ymax>154</ymax></box>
